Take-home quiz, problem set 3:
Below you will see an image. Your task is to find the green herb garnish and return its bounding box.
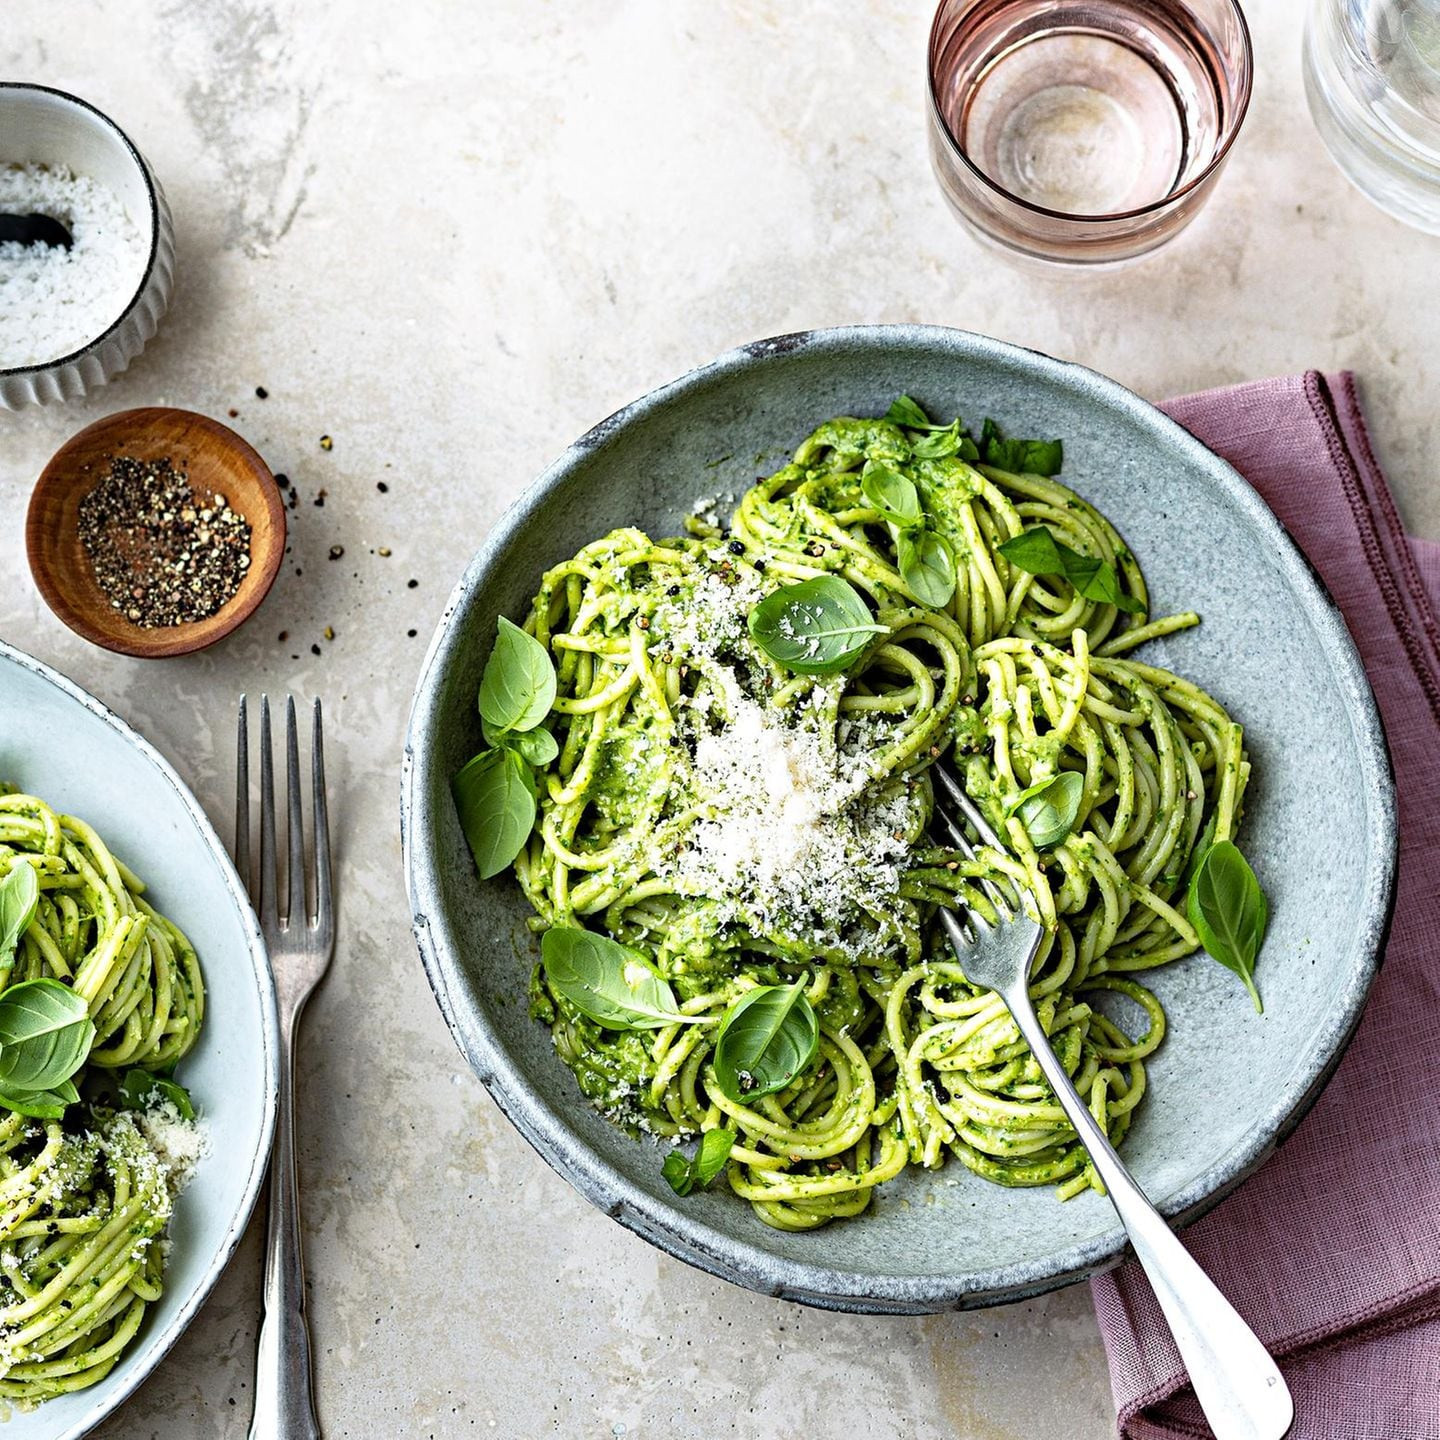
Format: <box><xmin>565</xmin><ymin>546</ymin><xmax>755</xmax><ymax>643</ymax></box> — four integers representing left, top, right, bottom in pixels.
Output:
<box><xmin>712</xmin><ymin>984</ymin><xmax>820</xmax><ymax>1103</ymax></box>
<box><xmin>454</xmin><ymin>617</ymin><xmax>560</xmax><ymax>880</ymax></box>
<box><xmin>979</xmin><ymin>417</ymin><xmax>1064</xmax><ymax>476</ymax></box>
<box><xmin>748</xmin><ymin>576</ymin><xmax>888</xmax><ymax>675</ymax></box>
<box><xmin>998</xmin><ymin>525</ymin><xmax>1143</xmax><ymax>614</ymax></box>
<box><xmin>541</xmin><ymin>927</ymin><xmax>700</xmax><ymax>1031</ymax></box>
<box><xmin>0</xmin><ymin>864</ymin><xmax>38</xmax><ymax>970</ymax></box>
<box><xmin>453</xmin><ymin>748</ymin><xmax>536</xmax><ymax>880</ymax></box>
<box><xmin>1187</xmin><ymin>840</ymin><xmax>1268</xmax><ymax>1012</ymax></box>
<box><xmin>479</xmin><ymin>616</ymin><xmax>557</xmax><ymax>740</ymax></box>
<box><xmin>0</xmin><ymin>978</ymin><xmax>95</xmax><ymax>1113</ymax></box>
<box><xmin>119</xmin><ymin>1069</ymin><xmax>196</xmax><ymax>1120</ymax></box>
<box><xmin>897</xmin><ymin>528</ymin><xmax>957</xmax><ymax>609</ymax></box>
<box><xmin>662</xmin><ymin>1127</ymin><xmax>736</xmax><ymax>1196</ymax></box>
<box><xmin>1007</xmin><ymin>771</ymin><xmax>1084</xmax><ymax>850</ymax></box>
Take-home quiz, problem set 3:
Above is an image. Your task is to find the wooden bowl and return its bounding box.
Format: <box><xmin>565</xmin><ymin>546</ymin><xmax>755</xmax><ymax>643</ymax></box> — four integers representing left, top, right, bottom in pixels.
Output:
<box><xmin>26</xmin><ymin>407</ymin><xmax>285</xmax><ymax>658</ymax></box>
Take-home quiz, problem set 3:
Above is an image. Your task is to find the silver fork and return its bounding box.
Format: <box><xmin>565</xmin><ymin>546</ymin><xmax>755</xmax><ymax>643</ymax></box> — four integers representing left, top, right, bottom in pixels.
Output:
<box><xmin>932</xmin><ymin>766</ymin><xmax>1293</xmax><ymax>1440</ymax></box>
<box><xmin>236</xmin><ymin>696</ymin><xmax>334</xmax><ymax>1440</ymax></box>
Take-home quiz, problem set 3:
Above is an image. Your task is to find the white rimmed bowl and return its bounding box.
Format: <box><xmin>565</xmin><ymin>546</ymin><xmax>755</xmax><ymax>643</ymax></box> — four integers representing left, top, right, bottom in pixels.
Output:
<box><xmin>0</xmin><ymin>84</ymin><xmax>175</xmax><ymax>410</ymax></box>
<box><xmin>0</xmin><ymin>639</ymin><xmax>279</xmax><ymax>1436</ymax></box>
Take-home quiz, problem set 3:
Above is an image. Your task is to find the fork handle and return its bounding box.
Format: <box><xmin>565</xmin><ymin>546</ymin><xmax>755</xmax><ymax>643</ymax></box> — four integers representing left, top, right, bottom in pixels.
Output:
<box><xmin>249</xmin><ymin>1029</ymin><xmax>322</xmax><ymax>1440</ymax></box>
<box><xmin>1003</xmin><ymin>984</ymin><xmax>1293</xmax><ymax>1440</ymax></box>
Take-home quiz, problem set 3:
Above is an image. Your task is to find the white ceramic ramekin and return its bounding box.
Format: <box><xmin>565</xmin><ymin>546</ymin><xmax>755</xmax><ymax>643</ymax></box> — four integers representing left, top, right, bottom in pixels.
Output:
<box><xmin>0</xmin><ymin>83</ymin><xmax>175</xmax><ymax>410</ymax></box>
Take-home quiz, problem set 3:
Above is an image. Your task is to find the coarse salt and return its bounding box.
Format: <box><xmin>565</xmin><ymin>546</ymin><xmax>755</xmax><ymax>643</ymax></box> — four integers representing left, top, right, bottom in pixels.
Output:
<box><xmin>0</xmin><ymin>163</ymin><xmax>147</xmax><ymax>369</ymax></box>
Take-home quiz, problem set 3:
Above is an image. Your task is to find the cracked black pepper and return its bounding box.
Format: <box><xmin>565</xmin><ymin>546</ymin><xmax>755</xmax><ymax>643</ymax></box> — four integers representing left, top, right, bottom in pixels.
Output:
<box><xmin>76</xmin><ymin>455</ymin><xmax>252</xmax><ymax>628</ymax></box>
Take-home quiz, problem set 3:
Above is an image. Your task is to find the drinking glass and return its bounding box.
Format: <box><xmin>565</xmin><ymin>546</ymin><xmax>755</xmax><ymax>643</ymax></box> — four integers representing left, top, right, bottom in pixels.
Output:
<box><xmin>1304</xmin><ymin>0</ymin><xmax>1440</xmax><ymax>233</ymax></box>
<box><xmin>928</xmin><ymin>0</ymin><xmax>1254</xmax><ymax>265</ymax></box>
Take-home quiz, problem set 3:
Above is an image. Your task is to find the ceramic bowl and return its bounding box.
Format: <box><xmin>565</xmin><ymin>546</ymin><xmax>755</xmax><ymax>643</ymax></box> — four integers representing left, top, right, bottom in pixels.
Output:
<box><xmin>0</xmin><ymin>640</ymin><xmax>279</xmax><ymax>1434</ymax></box>
<box><xmin>404</xmin><ymin>326</ymin><xmax>1395</xmax><ymax>1313</ymax></box>
<box><xmin>0</xmin><ymin>83</ymin><xmax>175</xmax><ymax>410</ymax></box>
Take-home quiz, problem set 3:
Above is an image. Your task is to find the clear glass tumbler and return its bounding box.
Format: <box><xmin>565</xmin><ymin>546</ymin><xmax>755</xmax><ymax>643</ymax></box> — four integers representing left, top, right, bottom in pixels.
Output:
<box><xmin>928</xmin><ymin>0</ymin><xmax>1254</xmax><ymax>265</ymax></box>
<box><xmin>1303</xmin><ymin>0</ymin><xmax>1440</xmax><ymax>233</ymax></box>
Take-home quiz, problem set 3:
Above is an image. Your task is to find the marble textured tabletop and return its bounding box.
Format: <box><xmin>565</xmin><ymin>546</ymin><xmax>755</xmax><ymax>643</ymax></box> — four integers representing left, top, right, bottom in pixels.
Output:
<box><xmin>3</xmin><ymin>3</ymin><xmax>1436</xmax><ymax>1437</ymax></box>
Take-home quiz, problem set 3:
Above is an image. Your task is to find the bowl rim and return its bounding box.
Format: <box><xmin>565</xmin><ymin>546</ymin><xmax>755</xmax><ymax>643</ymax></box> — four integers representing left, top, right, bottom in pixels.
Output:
<box><xmin>24</xmin><ymin>406</ymin><xmax>288</xmax><ymax>659</ymax></box>
<box><xmin>0</xmin><ymin>81</ymin><xmax>163</xmax><ymax>378</ymax></box>
<box><xmin>402</xmin><ymin>324</ymin><xmax>1397</xmax><ymax>1312</ymax></box>
<box><xmin>0</xmin><ymin>637</ymin><xmax>280</xmax><ymax>1429</ymax></box>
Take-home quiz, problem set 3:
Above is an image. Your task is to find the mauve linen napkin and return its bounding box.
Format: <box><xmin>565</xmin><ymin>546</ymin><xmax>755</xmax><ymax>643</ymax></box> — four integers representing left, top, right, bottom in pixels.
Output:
<box><xmin>1090</xmin><ymin>372</ymin><xmax>1440</xmax><ymax>1440</ymax></box>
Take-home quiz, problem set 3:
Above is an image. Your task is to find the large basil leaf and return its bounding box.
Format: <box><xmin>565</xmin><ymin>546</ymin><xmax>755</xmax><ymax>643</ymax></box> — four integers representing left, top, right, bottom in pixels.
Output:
<box><xmin>541</xmin><ymin>927</ymin><xmax>694</xmax><ymax>1030</ymax></box>
<box><xmin>897</xmin><ymin>528</ymin><xmax>956</xmax><ymax>608</ymax></box>
<box><xmin>0</xmin><ymin>864</ymin><xmax>38</xmax><ymax>968</ymax></box>
<box><xmin>861</xmin><ymin>463</ymin><xmax>922</xmax><ymax>525</ymax></box>
<box><xmin>1187</xmin><ymin>840</ymin><xmax>1268</xmax><ymax>1013</ymax></box>
<box><xmin>452</xmin><ymin>748</ymin><xmax>537</xmax><ymax>879</ymax></box>
<box><xmin>662</xmin><ymin>1126</ymin><xmax>736</xmax><ymax>1196</ymax></box>
<box><xmin>0</xmin><ymin>978</ymin><xmax>95</xmax><ymax>1092</ymax></box>
<box><xmin>713</xmin><ymin>984</ymin><xmax>820</xmax><ymax>1102</ymax></box>
<box><xmin>479</xmin><ymin>617</ymin><xmax>556</xmax><ymax>735</ymax></box>
<box><xmin>748</xmin><ymin>576</ymin><xmax>888</xmax><ymax>675</ymax></box>
<box><xmin>1007</xmin><ymin>771</ymin><xmax>1085</xmax><ymax>850</ymax></box>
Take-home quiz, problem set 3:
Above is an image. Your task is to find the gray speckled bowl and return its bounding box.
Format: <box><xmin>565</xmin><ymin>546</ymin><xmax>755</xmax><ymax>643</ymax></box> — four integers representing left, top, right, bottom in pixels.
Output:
<box><xmin>403</xmin><ymin>326</ymin><xmax>1395</xmax><ymax>1314</ymax></box>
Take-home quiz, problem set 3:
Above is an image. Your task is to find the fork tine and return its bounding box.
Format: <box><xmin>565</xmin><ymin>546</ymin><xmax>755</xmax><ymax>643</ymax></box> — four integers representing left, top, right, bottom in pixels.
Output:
<box><xmin>932</xmin><ymin>775</ymin><xmax>1015</xmax><ymax>920</ymax></box>
<box><xmin>934</xmin><ymin>764</ymin><xmax>1007</xmax><ymax>851</ymax></box>
<box><xmin>285</xmin><ymin>697</ymin><xmax>306</xmax><ymax>927</ymax></box>
<box><xmin>235</xmin><ymin>696</ymin><xmax>251</xmax><ymax>899</ymax></box>
<box><xmin>258</xmin><ymin>696</ymin><xmax>281</xmax><ymax>931</ymax></box>
<box><xmin>311</xmin><ymin>699</ymin><xmax>332</xmax><ymax>939</ymax></box>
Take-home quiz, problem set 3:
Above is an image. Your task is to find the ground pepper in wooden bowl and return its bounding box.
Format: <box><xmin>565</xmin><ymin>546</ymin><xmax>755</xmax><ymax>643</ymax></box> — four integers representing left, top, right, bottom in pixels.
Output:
<box><xmin>26</xmin><ymin>407</ymin><xmax>285</xmax><ymax>658</ymax></box>
<box><xmin>77</xmin><ymin>455</ymin><xmax>253</xmax><ymax>627</ymax></box>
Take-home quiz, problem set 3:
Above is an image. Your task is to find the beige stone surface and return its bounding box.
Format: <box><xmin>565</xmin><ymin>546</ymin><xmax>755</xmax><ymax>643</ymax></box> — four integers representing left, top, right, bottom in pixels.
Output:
<box><xmin>1</xmin><ymin>2</ymin><xmax>1435</xmax><ymax>1437</ymax></box>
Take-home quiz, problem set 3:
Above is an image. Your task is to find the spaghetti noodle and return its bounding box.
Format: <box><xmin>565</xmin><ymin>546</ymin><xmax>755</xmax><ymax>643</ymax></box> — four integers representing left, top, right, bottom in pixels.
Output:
<box><xmin>0</xmin><ymin>789</ymin><xmax>204</xmax><ymax>1401</ymax></box>
<box><xmin>510</xmin><ymin>408</ymin><xmax>1248</xmax><ymax>1230</ymax></box>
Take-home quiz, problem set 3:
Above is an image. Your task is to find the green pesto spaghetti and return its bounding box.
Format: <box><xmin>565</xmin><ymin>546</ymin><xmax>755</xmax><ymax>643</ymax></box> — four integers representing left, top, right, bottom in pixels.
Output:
<box><xmin>456</xmin><ymin>399</ymin><xmax>1258</xmax><ymax>1232</ymax></box>
<box><xmin>0</xmin><ymin>789</ymin><xmax>204</xmax><ymax>1403</ymax></box>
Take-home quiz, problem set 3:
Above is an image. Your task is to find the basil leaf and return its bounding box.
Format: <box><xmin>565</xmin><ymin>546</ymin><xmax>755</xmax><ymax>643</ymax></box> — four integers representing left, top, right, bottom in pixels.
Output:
<box><xmin>0</xmin><ymin>978</ymin><xmax>94</xmax><ymax>1092</ymax></box>
<box><xmin>884</xmin><ymin>395</ymin><xmax>948</xmax><ymax>431</ymax></box>
<box><xmin>452</xmin><ymin>748</ymin><xmax>537</xmax><ymax>880</ymax></box>
<box><xmin>912</xmin><ymin>422</ymin><xmax>962</xmax><ymax>460</ymax></box>
<box><xmin>479</xmin><ymin>617</ymin><xmax>556</xmax><ymax>735</ymax></box>
<box><xmin>980</xmin><ymin>418</ymin><xmax>1064</xmax><ymax>476</ymax></box>
<box><xmin>713</xmin><ymin>984</ymin><xmax>820</xmax><ymax>1102</ymax></box>
<box><xmin>662</xmin><ymin>1127</ymin><xmax>736</xmax><ymax>1196</ymax></box>
<box><xmin>998</xmin><ymin>526</ymin><xmax>1143</xmax><ymax>615</ymax></box>
<box><xmin>860</xmin><ymin>463</ymin><xmax>922</xmax><ymax>525</ymax></box>
<box><xmin>119</xmin><ymin>1068</ymin><xmax>196</xmax><ymax>1120</ymax></box>
<box><xmin>0</xmin><ymin>864</ymin><xmax>38</xmax><ymax>968</ymax></box>
<box><xmin>541</xmin><ymin>927</ymin><xmax>693</xmax><ymax>1030</ymax></box>
<box><xmin>1065</xmin><ymin>552</ymin><xmax>1145</xmax><ymax>614</ymax></box>
<box><xmin>897</xmin><ymin>528</ymin><xmax>956</xmax><ymax>608</ymax></box>
<box><xmin>748</xmin><ymin>576</ymin><xmax>888</xmax><ymax>676</ymax></box>
<box><xmin>508</xmin><ymin>727</ymin><xmax>559</xmax><ymax>767</ymax></box>
<box><xmin>0</xmin><ymin>1078</ymin><xmax>79</xmax><ymax>1120</ymax></box>
<box><xmin>998</xmin><ymin>527</ymin><xmax>1067</xmax><ymax>575</ymax></box>
<box><xmin>1187</xmin><ymin>840</ymin><xmax>1268</xmax><ymax>1013</ymax></box>
<box><xmin>1007</xmin><ymin>771</ymin><xmax>1084</xmax><ymax>850</ymax></box>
